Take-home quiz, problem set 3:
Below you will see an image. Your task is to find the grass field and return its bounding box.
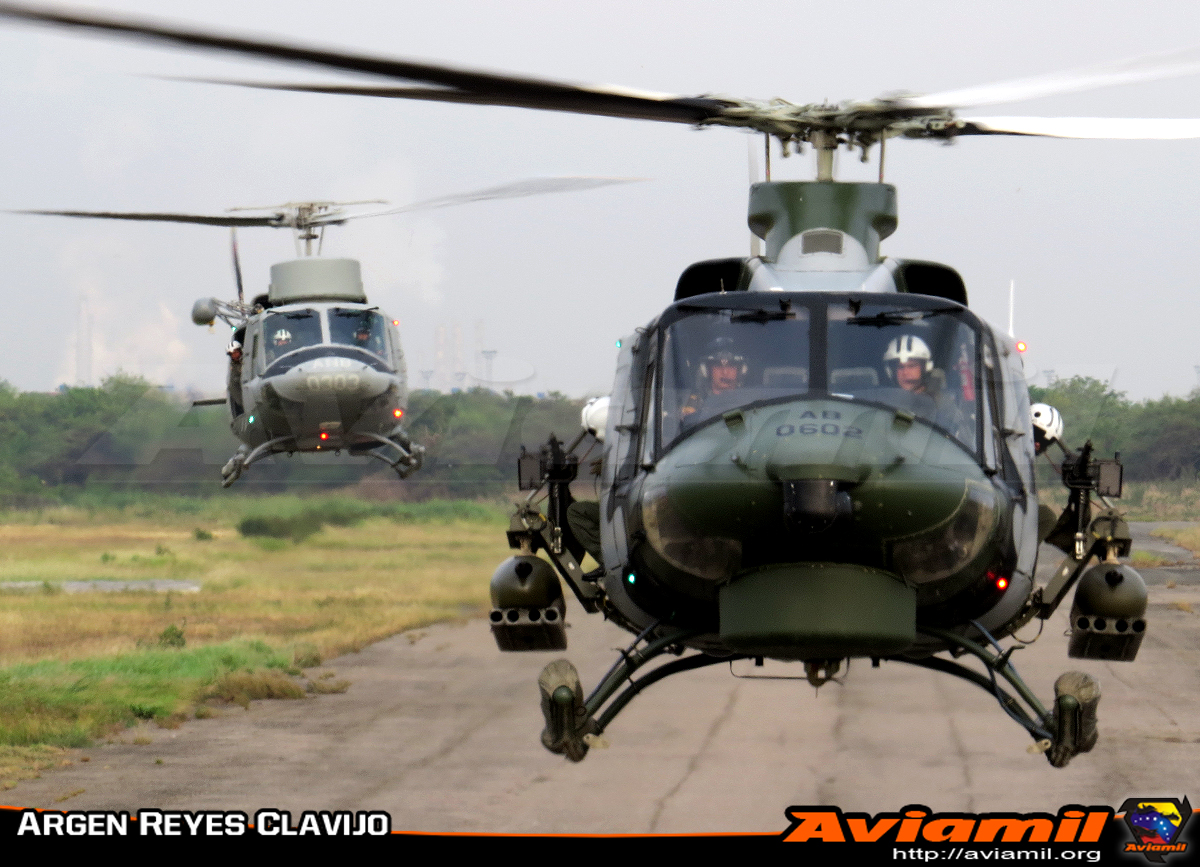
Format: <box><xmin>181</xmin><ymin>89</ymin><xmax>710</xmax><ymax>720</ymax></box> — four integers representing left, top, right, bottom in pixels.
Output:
<box><xmin>1151</xmin><ymin>525</ymin><xmax>1200</xmax><ymax>557</ymax></box>
<box><xmin>0</xmin><ymin>497</ymin><xmax>512</xmax><ymax>766</ymax></box>
<box><xmin>1037</xmin><ymin>479</ymin><xmax>1200</xmax><ymax>522</ymax></box>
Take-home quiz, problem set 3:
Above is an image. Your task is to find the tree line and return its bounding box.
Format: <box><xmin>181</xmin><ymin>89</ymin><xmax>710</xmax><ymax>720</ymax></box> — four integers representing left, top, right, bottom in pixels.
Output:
<box><xmin>0</xmin><ymin>373</ymin><xmax>1193</xmax><ymax>505</ymax></box>
<box><xmin>0</xmin><ymin>375</ymin><xmax>588</xmax><ymax>504</ymax></box>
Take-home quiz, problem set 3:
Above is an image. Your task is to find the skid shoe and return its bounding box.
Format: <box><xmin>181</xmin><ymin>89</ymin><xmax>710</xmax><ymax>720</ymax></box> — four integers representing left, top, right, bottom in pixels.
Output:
<box><xmin>538</xmin><ymin>659</ymin><xmax>594</xmax><ymax>762</ymax></box>
<box><xmin>1046</xmin><ymin>671</ymin><xmax>1101</xmax><ymax>768</ymax></box>
<box><xmin>220</xmin><ymin>449</ymin><xmax>247</xmax><ymax>487</ymax></box>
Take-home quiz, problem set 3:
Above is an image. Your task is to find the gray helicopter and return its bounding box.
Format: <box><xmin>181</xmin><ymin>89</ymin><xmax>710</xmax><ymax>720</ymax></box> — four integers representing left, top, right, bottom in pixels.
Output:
<box><xmin>15</xmin><ymin>180</ymin><xmax>632</xmax><ymax>486</ymax></box>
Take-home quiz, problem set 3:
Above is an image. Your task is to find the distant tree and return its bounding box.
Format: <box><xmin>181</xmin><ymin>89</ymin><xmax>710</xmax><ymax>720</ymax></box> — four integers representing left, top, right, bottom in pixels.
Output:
<box><xmin>1120</xmin><ymin>393</ymin><xmax>1200</xmax><ymax>480</ymax></box>
<box><xmin>1028</xmin><ymin>377</ymin><xmax>1130</xmax><ymax>458</ymax></box>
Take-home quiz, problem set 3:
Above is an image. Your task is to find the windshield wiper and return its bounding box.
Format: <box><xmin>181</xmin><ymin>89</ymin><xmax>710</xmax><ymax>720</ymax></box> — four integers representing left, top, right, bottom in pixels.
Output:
<box><xmin>846</xmin><ymin>306</ymin><xmax>959</xmax><ymax>327</ymax></box>
<box><xmin>732</xmin><ymin>299</ymin><xmax>795</xmax><ymax>324</ymax></box>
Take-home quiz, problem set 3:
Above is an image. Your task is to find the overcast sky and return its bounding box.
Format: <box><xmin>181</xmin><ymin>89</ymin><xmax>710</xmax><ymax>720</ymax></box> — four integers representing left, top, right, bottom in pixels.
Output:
<box><xmin>2</xmin><ymin>0</ymin><xmax>1200</xmax><ymax>403</ymax></box>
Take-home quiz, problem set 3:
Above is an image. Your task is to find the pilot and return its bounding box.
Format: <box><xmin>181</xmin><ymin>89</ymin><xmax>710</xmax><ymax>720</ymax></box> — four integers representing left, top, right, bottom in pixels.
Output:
<box><xmin>884</xmin><ymin>334</ymin><xmax>934</xmax><ymax>394</ymax></box>
<box><xmin>229</xmin><ymin>333</ymin><xmax>248</xmax><ymax>413</ymax></box>
<box><xmin>682</xmin><ymin>337</ymin><xmax>748</xmax><ymax>420</ymax></box>
<box><xmin>272</xmin><ymin>328</ymin><xmax>293</xmax><ymax>350</ymax></box>
<box><xmin>1031</xmin><ymin>403</ymin><xmax>1064</xmax><ymax>455</ymax></box>
<box><xmin>225</xmin><ymin>336</ymin><xmax>247</xmax><ymax>434</ymax></box>
<box><xmin>353</xmin><ymin>322</ymin><xmax>373</xmax><ymax>348</ymax></box>
<box><xmin>566</xmin><ymin>399</ymin><xmax>609</xmax><ymax>574</ymax></box>
<box><xmin>884</xmin><ymin>334</ymin><xmax>970</xmax><ymax>440</ymax></box>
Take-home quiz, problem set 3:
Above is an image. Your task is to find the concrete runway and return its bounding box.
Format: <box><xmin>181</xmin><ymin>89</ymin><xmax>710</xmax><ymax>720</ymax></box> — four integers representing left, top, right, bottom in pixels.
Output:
<box><xmin>7</xmin><ymin>524</ymin><xmax>1200</xmax><ymax>834</ymax></box>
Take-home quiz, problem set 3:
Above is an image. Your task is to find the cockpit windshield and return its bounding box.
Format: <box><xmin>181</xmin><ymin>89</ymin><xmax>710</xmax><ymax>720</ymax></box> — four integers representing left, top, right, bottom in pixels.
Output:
<box><xmin>828</xmin><ymin>300</ymin><xmax>977</xmax><ymax>449</ymax></box>
<box><xmin>658</xmin><ymin>296</ymin><xmax>980</xmax><ymax>453</ymax></box>
<box><xmin>328</xmin><ymin>308</ymin><xmax>388</xmax><ymax>359</ymax></box>
<box><xmin>661</xmin><ymin>304</ymin><xmax>812</xmax><ymax>445</ymax></box>
<box><xmin>263</xmin><ymin>309</ymin><xmax>322</xmax><ymax>365</ymax></box>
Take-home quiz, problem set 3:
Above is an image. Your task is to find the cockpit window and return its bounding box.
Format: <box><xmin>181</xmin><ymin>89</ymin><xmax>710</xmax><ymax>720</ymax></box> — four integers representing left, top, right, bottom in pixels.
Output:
<box><xmin>827</xmin><ymin>301</ymin><xmax>978</xmax><ymax>451</ymax></box>
<box><xmin>657</xmin><ymin>297</ymin><xmax>981</xmax><ymax>455</ymax></box>
<box><xmin>660</xmin><ymin>305</ymin><xmax>812</xmax><ymax>446</ymax></box>
<box><xmin>328</xmin><ymin>308</ymin><xmax>389</xmax><ymax>359</ymax></box>
<box><xmin>263</xmin><ymin>310</ymin><xmax>322</xmax><ymax>365</ymax></box>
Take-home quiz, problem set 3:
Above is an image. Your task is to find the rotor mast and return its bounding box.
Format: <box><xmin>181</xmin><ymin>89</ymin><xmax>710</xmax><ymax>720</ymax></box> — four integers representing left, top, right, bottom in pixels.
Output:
<box><xmin>811</xmin><ymin>130</ymin><xmax>839</xmax><ymax>182</ymax></box>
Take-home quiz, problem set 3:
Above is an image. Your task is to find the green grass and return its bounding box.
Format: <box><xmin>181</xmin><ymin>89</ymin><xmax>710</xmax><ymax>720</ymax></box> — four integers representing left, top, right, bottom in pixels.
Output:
<box><xmin>1128</xmin><ymin>549</ymin><xmax>1183</xmax><ymax>568</ymax></box>
<box><xmin>0</xmin><ymin>495</ymin><xmax>513</xmax><ymax>761</ymax></box>
<box><xmin>236</xmin><ymin>496</ymin><xmax>507</xmax><ymax>541</ymax></box>
<box><xmin>0</xmin><ymin>491</ymin><xmax>510</xmax><ymax>529</ymax></box>
<box><xmin>0</xmin><ymin>640</ymin><xmax>296</xmax><ymax>747</ymax></box>
<box><xmin>1152</xmin><ymin>525</ymin><xmax>1200</xmax><ymax>557</ymax></box>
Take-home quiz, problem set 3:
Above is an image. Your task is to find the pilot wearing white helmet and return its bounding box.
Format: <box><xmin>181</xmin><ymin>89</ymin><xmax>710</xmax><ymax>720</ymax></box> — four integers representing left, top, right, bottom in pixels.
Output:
<box><xmin>883</xmin><ymin>333</ymin><xmax>975</xmax><ymax>444</ymax></box>
<box><xmin>883</xmin><ymin>334</ymin><xmax>934</xmax><ymax>394</ymax></box>
<box><xmin>1030</xmin><ymin>403</ymin><xmax>1064</xmax><ymax>455</ymax></box>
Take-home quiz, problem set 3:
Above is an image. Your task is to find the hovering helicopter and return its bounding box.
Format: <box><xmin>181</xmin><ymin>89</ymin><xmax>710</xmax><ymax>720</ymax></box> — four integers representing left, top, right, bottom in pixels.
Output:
<box><xmin>0</xmin><ymin>2</ymin><xmax>1193</xmax><ymax>767</ymax></box>
<box><xmin>13</xmin><ymin>180</ymin><xmax>633</xmax><ymax>486</ymax></box>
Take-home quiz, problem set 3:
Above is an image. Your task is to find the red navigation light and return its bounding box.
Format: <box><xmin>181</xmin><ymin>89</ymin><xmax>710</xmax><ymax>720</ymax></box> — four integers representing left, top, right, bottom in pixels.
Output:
<box><xmin>319</xmin><ymin>432</ymin><xmax>329</xmax><ymax>441</ymax></box>
<box><xmin>392</xmin><ymin>319</ymin><xmax>400</xmax><ymax>326</ymax></box>
<box><xmin>1015</xmin><ymin>341</ymin><xmax>1028</xmax><ymax>353</ymax></box>
<box><xmin>393</xmin><ymin>408</ymin><xmax>403</xmax><ymax>418</ymax></box>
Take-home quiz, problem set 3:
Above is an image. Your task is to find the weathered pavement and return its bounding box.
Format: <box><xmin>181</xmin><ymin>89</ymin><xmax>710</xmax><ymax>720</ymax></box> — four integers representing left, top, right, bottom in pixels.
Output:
<box><xmin>7</xmin><ymin>523</ymin><xmax>1200</xmax><ymax>833</ymax></box>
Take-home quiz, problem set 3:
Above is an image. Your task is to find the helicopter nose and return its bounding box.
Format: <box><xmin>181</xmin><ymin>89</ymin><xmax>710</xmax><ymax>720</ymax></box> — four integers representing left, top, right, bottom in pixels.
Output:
<box><xmin>271</xmin><ymin>359</ymin><xmax>389</xmax><ymax>402</ymax></box>
<box><xmin>642</xmin><ymin>398</ymin><xmax>997</xmax><ymax>589</ymax></box>
<box><xmin>781</xmin><ymin>479</ymin><xmax>852</xmax><ymax>532</ymax></box>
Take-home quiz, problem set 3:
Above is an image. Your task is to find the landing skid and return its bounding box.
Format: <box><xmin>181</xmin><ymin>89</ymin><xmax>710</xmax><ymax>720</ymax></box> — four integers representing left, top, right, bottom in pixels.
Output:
<box><xmin>538</xmin><ymin>625</ymin><xmax>723</xmax><ymax>762</ymax></box>
<box><xmin>219</xmin><ymin>429</ymin><xmax>425</xmax><ymax>486</ymax></box>
<box><xmin>356</xmin><ymin>429</ymin><xmax>425</xmax><ymax>479</ymax></box>
<box><xmin>913</xmin><ymin>625</ymin><xmax>1099</xmax><ymax>768</ymax></box>
<box><xmin>537</xmin><ymin>623</ymin><xmax>1100</xmax><ymax>768</ymax></box>
<box><xmin>220</xmin><ymin>436</ymin><xmax>292</xmax><ymax>487</ymax></box>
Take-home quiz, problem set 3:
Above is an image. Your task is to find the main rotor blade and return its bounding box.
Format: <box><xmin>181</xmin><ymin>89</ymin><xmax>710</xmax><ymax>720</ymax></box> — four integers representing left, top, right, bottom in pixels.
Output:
<box><xmin>900</xmin><ymin>46</ymin><xmax>1200</xmax><ymax>110</ymax></box>
<box><xmin>9</xmin><ymin>209</ymin><xmax>279</xmax><ymax>226</ymax></box>
<box><xmin>957</xmin><ymin>116</ymin><xmax>1200</xmax><ymax>139</ymax></box>
<box><xmin>352</xmin><ymin>177</ymin><xmax>643</xmax><ymax>219</ymax></box>
<box><xmin>161</xmin><ymin>78</ymin><xmax>730</xmax><ymax>123</ymax></box>
<box><xmin>0</xmin><ymin>2</ymin><xmax>728</xmax><ymax>125</ymax></box>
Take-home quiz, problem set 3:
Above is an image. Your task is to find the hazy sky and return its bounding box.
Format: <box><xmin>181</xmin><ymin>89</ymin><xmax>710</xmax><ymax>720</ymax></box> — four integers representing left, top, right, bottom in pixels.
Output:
<box><xmin>2</xmin><ymin>0</ymin><xmax>1200</xmax><ymax>402</ymax></box>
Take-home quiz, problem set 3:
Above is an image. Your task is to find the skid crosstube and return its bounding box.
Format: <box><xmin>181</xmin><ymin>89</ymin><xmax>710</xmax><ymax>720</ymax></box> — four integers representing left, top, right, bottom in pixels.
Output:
<box><xmin>537</xmin><ymin>623</ymin><xmax>1100</xmax><ymax>768</ymax></box>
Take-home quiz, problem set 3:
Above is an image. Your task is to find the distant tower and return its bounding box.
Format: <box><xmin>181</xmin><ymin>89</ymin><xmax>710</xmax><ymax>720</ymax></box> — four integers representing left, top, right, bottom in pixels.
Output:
<box><xmin>480</xmin><ymin>350</ymin><xmax>498</xmax><ymax>389</ymax></box>
<box><xmin>1043</xmin><ymin>370</ymin><xmax>1056</xmax><ymax>386</ymax></box>
<box><xmin>434</xmin><ymin>325</ymin><xmax>449</xmax><ymax>392</ymax></box>
<box><xmin>452</xmin><ymin>323</ymin><xmax>466</xmax><ymax>387</ymax></box>
<box><xmin>474</xmin><ymin>319</ymin><xmax>485</xmax><ymax>383</ymax></box>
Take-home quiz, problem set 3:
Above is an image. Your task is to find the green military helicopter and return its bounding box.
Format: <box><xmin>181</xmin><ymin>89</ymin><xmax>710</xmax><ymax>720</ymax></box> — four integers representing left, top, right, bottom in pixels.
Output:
<box><xmin>1</xmin><ymin>1</ymin><xmax>1193</xmax><ymax>767</ymax></box>
<box><xmin>12</xmin><ymin>181</ymin><xmax>631</xmax><ymax>486</ymax></box>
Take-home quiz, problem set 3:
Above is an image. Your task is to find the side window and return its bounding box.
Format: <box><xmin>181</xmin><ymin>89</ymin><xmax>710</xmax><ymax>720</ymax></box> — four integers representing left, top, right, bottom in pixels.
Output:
<box><xmin>390</xmin><ymin>325</ymin><xmax>407</xmax><ymax>379</ymax></box>
<box><xmin>249</xmin><ymin>331</ymin><xmax>261</xmax><ymax>377</ymax></box>
<box><xmin>637</xmin><ymin>332</ymin><xmax>659</xmax><ymax>466</ymax></box>
<box><xmin>980</xmin><ymin>340</ymin><xmax>1002</xmax><ymax>474</ymax></box>
<box><xmin>981</xmin><ymin>336</ymin><xmax>1024</xmax><ymax>490</ymax></box>
<box><xmin>1000</xmin><ymin>343</ymin><xmax>1033</xmax><ymax>495</ymax></box>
